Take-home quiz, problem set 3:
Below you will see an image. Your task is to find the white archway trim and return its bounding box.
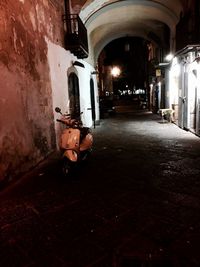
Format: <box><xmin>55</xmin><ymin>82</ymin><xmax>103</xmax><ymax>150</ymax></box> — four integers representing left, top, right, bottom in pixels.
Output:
<box><xmin>82</xmin><ymin>0</ymin><xmax>180</xmax><ymax>29</ymax></box>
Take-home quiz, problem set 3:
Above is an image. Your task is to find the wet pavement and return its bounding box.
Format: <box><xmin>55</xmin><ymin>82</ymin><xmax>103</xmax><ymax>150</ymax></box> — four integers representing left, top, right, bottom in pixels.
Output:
<box><xmin>0</xmin><ymin>110</ymin><xmax>200</xmax><ymax>267</ymax></box>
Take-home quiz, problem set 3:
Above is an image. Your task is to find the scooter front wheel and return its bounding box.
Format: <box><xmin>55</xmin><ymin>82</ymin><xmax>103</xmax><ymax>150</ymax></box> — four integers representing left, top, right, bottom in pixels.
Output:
<box><xmin>62</xmin><ymin>157</ymin><xmax>72</xmax><ymax>177</ymax></box>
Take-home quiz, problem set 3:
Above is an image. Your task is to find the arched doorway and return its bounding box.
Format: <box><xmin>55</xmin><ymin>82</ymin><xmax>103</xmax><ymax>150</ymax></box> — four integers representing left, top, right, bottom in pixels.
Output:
<box><xmin>68</xmin><ymin>73</ymin><xmax>80</xmax><ymax>118</ymax></box>
<box><xmin>90</xmin><ymin>78</ymin><xmax>96</xmax><ymax>127</ymax></box>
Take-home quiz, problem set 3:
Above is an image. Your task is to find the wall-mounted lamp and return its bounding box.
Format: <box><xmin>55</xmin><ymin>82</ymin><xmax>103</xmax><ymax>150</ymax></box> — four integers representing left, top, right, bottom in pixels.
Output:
<box><xmin>165</xmin><ymin>53</ymin><xmax>173</xmax><ymax>61</ymax></box>
<box><xmin>73</xmin><ymin>61</ymin><xmax>85</xmax><ymax>68</ymax></box>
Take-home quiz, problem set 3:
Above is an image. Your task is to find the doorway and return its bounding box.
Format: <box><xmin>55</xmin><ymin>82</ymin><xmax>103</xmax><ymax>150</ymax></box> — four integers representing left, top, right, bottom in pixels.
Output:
<box><xmin>90</xmin><ymin>78</ymin><xmax>96</xmax><ymax>126</ymax></box>
<box><xmin>188</xmin><ymin>69</ymin><xmax>198</xmax><ymax>133</ymax></box>
<box><xmin>68</xmin><ymin>73</ymin><xmax>80</xmax><ymax>118</ymax></box>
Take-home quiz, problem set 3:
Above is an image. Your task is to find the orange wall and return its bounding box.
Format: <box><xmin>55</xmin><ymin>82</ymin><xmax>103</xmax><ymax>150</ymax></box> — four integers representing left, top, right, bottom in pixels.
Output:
<box><xmin>0</xmin><ymin>0</ymin><xmax>64</xmax><ymax>182</ymax></box>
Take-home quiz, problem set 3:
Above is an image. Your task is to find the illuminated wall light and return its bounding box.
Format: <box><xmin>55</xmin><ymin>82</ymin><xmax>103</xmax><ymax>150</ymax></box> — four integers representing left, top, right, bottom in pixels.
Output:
<box><xmin>168</xmin><ymin>62</ymin><xmax>180</xmax><ymax>107</ymax></box>
<box><xmin>165</xmin><ymin>53</ymin><xmax>173</xmax><ymax>61</ymax></box>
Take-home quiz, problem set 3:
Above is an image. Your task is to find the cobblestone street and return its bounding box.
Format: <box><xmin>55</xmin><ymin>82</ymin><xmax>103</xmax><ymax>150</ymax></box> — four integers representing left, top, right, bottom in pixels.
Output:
<box><xmin>0</xmin><ymin>110</ymin><xmax>200</xmax><ymax>267</ymax></box>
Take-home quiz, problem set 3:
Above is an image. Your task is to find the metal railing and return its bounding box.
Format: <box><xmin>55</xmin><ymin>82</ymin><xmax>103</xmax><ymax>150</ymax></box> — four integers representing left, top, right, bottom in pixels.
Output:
<box><xmin>64</xmin><ymin>14</ymin><xmax>88</xmax><ymax>59</ymax></box>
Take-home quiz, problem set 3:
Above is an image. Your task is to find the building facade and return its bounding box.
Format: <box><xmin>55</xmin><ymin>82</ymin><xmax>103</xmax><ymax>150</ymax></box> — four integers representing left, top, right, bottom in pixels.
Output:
<box><xmin>164</xmin><ymin>0</ymin><xmax>200</xmax><ymax>136</ymax></box>
<box><xmin>0</xmin><ymin>0</ymin><xmax>99</xmax><ymax>183</ymax></box>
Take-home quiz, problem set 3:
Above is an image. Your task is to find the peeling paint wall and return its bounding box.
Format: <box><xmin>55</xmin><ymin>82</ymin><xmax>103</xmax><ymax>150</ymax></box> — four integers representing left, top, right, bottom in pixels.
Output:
<box><xmin>0</xmin><ymin>0</ymin><xmax>65</xmax><ymax>182</ymax></box>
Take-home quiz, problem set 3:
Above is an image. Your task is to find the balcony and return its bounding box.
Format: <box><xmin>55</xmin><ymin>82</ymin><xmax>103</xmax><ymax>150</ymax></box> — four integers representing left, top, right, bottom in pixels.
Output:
<box><xmin>64</xmin><ymin>14</ymin><xmax>88</xmax><ymax>59</ymax></box>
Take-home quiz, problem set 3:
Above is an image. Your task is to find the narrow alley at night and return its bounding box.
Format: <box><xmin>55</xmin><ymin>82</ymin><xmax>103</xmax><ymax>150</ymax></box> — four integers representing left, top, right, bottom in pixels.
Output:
<box><xmin>1</xmin><ymin>0</ymin><xmax>200</xmax><ymax>266</ymax></box>
<box><xmin>0</xmin><ymin>110</ymin><xmax>200</xmax><ymax>267</ymax></box>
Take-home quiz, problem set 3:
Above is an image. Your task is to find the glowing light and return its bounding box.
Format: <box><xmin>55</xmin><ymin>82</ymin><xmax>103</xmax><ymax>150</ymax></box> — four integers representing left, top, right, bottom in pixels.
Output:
<box><xmin>111</xmin><ymin>67</ymin><xmax>121</xmax><ymax>77</ymax></box>
<box><xmin>165</xmin><ymin>53</ymin><xmax>173</xmax><ymax>61</ymax></box>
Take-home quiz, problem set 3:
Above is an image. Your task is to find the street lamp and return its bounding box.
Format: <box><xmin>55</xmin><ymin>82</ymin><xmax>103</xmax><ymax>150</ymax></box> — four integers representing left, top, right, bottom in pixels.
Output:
<box><xmin>110</xmin><ymin>66</ymin><xmax>121</xmax><ymax>97</ymax></box>
<box><xmin>111</xmin><ymin>66</ymin><xmax>121</xmax><ymax>77</ymax></box>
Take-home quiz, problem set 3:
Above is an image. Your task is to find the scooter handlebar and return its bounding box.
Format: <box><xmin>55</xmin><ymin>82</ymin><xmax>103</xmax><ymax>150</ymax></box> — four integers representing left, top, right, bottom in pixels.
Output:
<box><xmin>56</xmin><ymin>118</ymin><xmax>81</xmax><ymax>128</ymax></box>
<box><xmin>56</xmin><ymin>118</ymin><xmax>72</xmax><ymax>125</ymax></box>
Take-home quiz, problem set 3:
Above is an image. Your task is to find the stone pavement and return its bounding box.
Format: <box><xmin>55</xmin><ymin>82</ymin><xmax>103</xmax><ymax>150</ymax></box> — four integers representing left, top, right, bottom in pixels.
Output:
<box><xmin>0</xmin><ymin>110</ymin><xmax>200</xmax><ymax>267</ymax></box>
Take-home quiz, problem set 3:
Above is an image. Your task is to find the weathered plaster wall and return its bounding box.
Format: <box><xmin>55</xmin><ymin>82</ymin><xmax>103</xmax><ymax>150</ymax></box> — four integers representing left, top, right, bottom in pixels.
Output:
<box><xmin>0</xmin><ymin>0</ymin><xmax>64</xmax><ymax>182</ymax></box>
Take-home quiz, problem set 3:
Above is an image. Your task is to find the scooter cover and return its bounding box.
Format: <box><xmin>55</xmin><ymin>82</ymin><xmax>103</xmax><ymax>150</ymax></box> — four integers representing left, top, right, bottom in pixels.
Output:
<box><xmin>60</xmin><ymin>128</ymin><xmax>80</xmax><ymax>162</ymax></box>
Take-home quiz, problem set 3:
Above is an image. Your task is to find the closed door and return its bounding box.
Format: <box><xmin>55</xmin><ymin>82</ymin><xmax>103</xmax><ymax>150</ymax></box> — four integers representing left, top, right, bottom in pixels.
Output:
<box><xmin>68</xmin><ymin>73</ymin><xmax>80</xmax><ymax>118</ymax></box>
<box><xmin>90</xmin><ymin>78</ymin><xmax>96</xmax><ymax>123</ymax></box>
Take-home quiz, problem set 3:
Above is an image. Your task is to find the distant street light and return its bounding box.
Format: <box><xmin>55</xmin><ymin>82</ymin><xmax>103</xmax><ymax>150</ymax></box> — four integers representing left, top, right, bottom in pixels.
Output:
<box><xmin>111</xmin><ymin>66</ymin><xmax>121</xmax><ymax>77</ymax></box>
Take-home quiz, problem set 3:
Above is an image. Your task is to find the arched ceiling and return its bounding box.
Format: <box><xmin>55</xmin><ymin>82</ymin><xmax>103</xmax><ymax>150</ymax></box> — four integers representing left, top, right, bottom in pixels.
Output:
<box><xmin>78</xmin><ymin>0</ymin><xmax>183</xmax><ymax>64</ymax></box>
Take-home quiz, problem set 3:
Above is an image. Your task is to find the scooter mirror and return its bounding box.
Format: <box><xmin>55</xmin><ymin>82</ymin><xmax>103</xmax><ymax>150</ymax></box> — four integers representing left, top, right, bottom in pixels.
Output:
<box><xmin>55</xmin><ymin>107</ymin><xmax>61</xmax><ymax>113</ymax></box>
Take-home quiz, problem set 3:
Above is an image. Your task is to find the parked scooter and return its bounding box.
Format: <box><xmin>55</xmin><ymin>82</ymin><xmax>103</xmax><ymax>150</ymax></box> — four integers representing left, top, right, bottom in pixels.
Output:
<box><xmin>55</xmin><ymin>107</ymin><xmax>93</xmax><ymax>176</ymax></box>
